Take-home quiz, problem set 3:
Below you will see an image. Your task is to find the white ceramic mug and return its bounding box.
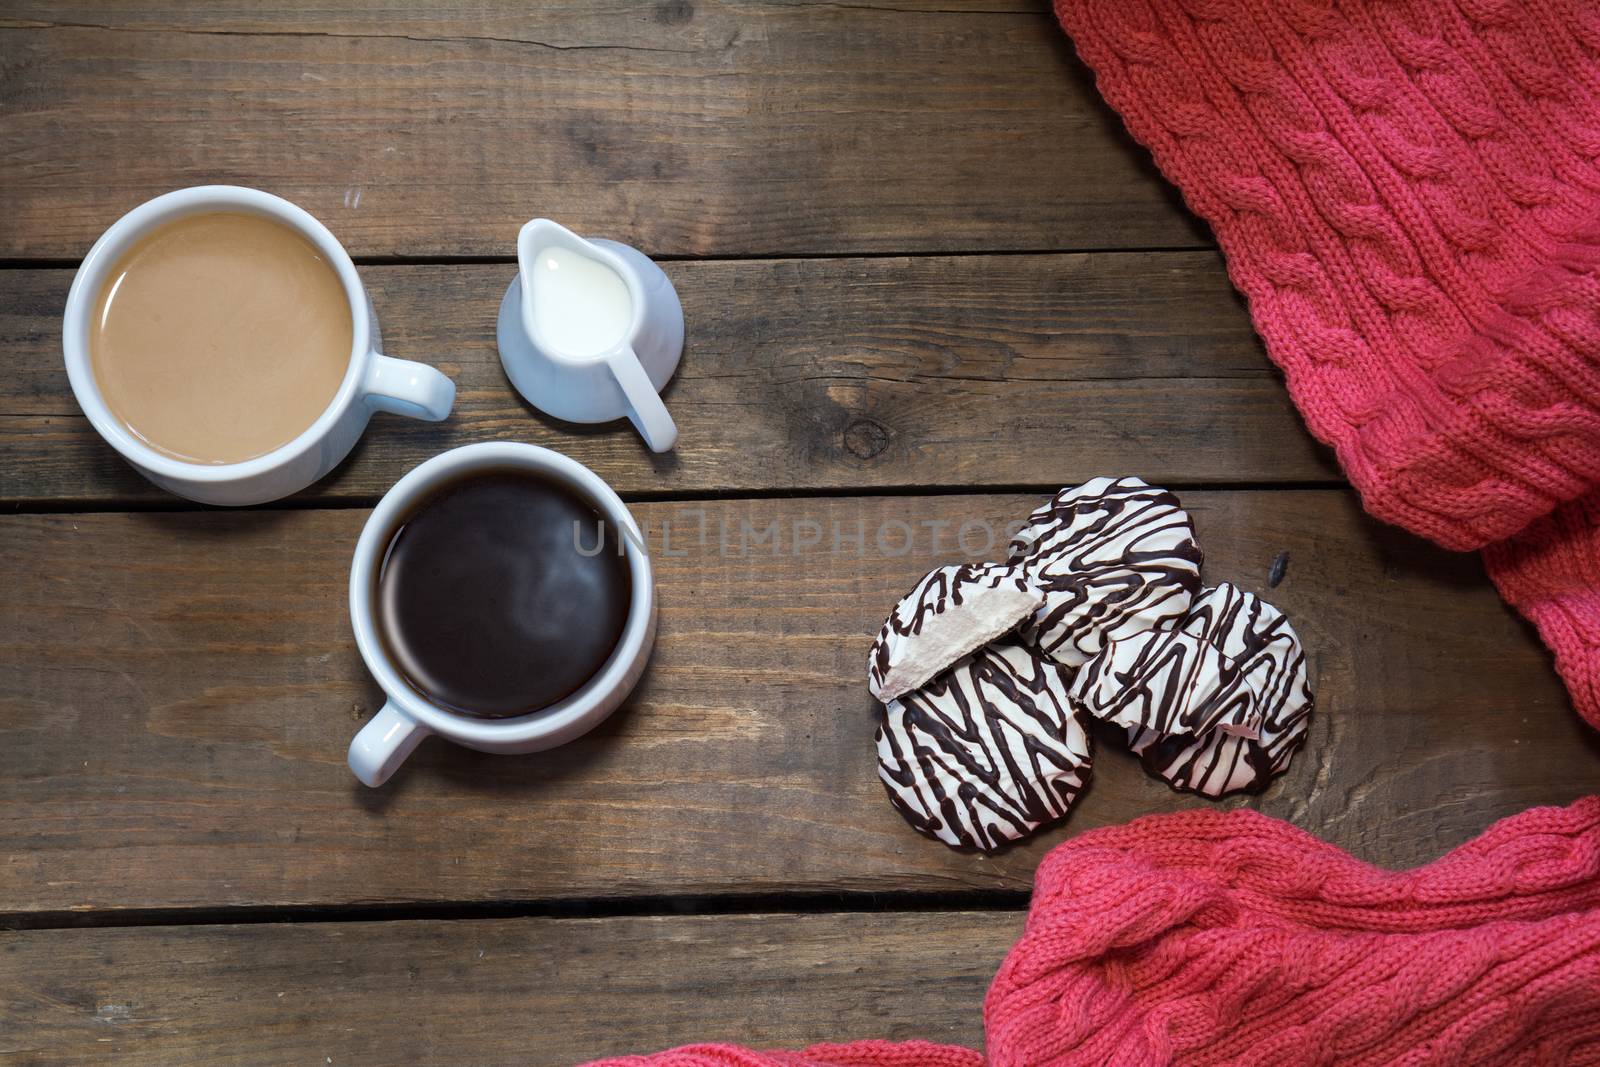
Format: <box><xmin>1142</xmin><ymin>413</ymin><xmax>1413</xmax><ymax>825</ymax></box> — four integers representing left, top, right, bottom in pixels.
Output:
<box><xmin>347</xmin><ymin>441</ymin><xmax>658</xmax><ymax>787</ymax></box>
<box><xmin>496</xmin><ymin>219</ymin><xmax>683</xmax><ymax>453</ymax></box>
<box><xmin>62</xmin><ymin>185</ymin><xmax>456</xmax><ymax>506</ymax></box>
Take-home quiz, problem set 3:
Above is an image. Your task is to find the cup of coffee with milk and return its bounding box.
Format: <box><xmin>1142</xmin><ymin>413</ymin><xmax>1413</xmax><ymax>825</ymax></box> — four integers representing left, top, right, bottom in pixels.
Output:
<box><xmin>62</xmin><ymin>186</ymin><xmax>456</xmax><ymax>505</ymax></box>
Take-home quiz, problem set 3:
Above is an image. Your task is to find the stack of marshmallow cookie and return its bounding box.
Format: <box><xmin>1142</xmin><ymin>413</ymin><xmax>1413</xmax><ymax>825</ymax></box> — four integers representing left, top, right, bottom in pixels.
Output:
<box><xmin>870</xmin><ymin>476</ymin><xmax>1314</xmax><ymax>852</ymax></box>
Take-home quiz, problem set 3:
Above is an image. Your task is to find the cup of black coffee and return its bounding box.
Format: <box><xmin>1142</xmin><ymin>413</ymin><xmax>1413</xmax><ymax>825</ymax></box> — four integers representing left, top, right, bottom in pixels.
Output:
<box><xmin>347</xmin><ymin>442</ymin><xmax>656</xmax><ymax>786</ymax></box>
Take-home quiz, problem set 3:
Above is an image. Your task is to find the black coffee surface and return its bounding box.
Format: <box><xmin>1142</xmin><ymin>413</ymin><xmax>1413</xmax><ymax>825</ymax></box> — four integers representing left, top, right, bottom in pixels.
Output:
<box><xmin>376</xmin><ymin>469</ymin><xmax>632</xmax><ymax>717</ymax></box>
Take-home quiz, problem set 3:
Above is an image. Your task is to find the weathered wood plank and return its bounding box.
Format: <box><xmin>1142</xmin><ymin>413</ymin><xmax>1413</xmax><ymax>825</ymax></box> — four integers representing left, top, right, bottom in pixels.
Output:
<box><xmin>0</xmin><ymin>253</ymin><xmax>1335</xmax><ymax>505</ymax></box>
<box><xmin>1</xmin><ymin>491</ymin><xmax>1592</xmax><ymax>916</ymax></box>
<box><xmin>0</xmin><ymin>912</ymin><xmax>1012</xmax><ymax>1064</ymax></box>
<box><xmin>0</xmin><ymin>1</ymin><xmax>1204</xmax><ymax>259</ymax></box>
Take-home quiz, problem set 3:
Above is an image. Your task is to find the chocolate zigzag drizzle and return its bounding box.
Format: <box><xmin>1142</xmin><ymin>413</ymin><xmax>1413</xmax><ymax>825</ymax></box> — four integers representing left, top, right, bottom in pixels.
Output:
<box><xmin>1068</xmin><ymin>625</ymin><xmax>1264</xmax><ymax>740</ymax></box>
<box><xmin>1129</xmin><ymin>583</ymin><xmax>1314</xmax><ymax>797</ymax></box>
<box><xmin>1007</xmin><ymin>476</ymin><xmax>1202</xmax><ymax>668</ymax></box>
<box><xmin>876</xmin><ymin>639</ymin><xmax>1092</xmax><ymax>852</ymax></box>
<box><xmin>867</xmin><ymin>561</ymin><xmax>1042</xmax><ymax>703</ymax></box>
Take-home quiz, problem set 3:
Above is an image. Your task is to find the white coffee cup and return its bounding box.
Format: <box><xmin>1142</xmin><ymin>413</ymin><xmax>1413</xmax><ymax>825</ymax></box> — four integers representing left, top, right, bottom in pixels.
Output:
<box><xmin>62</xmin><ymin>185</ymin><xmax>456</xmax><ymax>506</ymax></box>
<box><xmin>346</xmin><ymin>441</ymin><xmax>658</xmax><ymax>787</ymax></box>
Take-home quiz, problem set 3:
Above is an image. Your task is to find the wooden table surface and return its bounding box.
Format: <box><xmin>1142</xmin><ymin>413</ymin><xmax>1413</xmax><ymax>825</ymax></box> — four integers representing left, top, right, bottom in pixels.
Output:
<box><xmin>4</xmin><ymin>4</ymin><xmax>1598</xmax><ymax>1064</ymax></box>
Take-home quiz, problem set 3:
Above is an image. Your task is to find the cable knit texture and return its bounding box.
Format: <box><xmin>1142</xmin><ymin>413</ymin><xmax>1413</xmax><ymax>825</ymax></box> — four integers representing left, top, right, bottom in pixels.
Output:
<box><xmin>1485</xmin><ymin>495</ymin><xmax>1600</xmax><ymax>727</ymax></box>
<box><xmin>1052</xmin><ymin>0</ymin><xmax>1600</xmax><ymax>728</ymax></box>
<box><xmin>985</xmin><ymin>799</ymin><xmax>1600</xmax><ymax>1065</ymax></box>
<box><xmin>578</xmin><ymin>1041</ymin><xmax>984</xmax><ymax>1067</ymax></box>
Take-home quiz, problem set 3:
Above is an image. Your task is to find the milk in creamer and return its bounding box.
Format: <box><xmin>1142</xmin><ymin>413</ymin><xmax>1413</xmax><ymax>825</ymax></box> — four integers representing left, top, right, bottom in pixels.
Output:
<box><xmin>530</xmin><ymin>246</ymin><xmax>633</xmax><ymax>358</ymax></box>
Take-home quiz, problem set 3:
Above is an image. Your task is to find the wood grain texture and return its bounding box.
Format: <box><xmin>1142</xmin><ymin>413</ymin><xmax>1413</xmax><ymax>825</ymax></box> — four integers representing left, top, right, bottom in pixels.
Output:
<box><xmin>0</xmin><ymin>253</ymin><xmax>1335</xmax><ymax>505</ymax></box>
<box><xmin>0</xmin><ymin>911</ymin><xmax>1012</xmax><ymax>1064</ymax></box>
<box><xmin>3</xmin><ymin>491</ymin><xmax>1594</xmax><ymax>917</ymax></box>
<box><xmin>0</xmin><ymin>1</ymin><xmax>1204</xmax><ymax>259</ymax></box>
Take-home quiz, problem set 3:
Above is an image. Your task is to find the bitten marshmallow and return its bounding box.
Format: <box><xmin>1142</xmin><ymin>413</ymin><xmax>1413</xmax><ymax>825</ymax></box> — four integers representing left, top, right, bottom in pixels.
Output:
<box><xmin>868</xmin><ymin>562</ymin><xmax>1043</xmax><ymax>703</ymax></box>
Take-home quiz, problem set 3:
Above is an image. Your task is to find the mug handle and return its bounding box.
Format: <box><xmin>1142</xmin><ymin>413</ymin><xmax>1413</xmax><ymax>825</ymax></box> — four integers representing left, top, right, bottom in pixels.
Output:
<box><xmin>365</xmin><ymin>353</ymin><xmax>456</xmax><ymax>422</ymax></box>
<box><xmin>348</xmin><ymin>701</ymin><xmax>431</xmax><ymax>787</ymax></box>
<box><xmin>607</xmin><ymin>346</ymin><xmax>678</xmax><ymax>453</ymax></box>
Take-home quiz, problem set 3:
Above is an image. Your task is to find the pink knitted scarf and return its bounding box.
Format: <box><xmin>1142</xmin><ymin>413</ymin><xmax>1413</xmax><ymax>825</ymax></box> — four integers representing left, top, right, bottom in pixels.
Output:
<box><xmin>582</xmin><ymin>798</ymin><xmax>1600</xmax><ymax>1065</ymax></box>
<box><xmin>1053</xmin><ymin>0</ymin><xmax>1600</xmax><ymax>729</ymax></box>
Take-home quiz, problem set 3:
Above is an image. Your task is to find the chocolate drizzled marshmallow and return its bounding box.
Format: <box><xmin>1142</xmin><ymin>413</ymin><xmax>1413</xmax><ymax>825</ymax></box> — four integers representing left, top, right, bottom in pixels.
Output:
<box><xmin>1129</xmin><ymin>583</ymin><xmax>1314</xmax><ymax>797</ymax></box>
<box><xmin>1068</xmin><ymin>626</ymin><xmax>1264</xmax><ymax>740</ymax></box>
<box><xmin>868</xmin><ymin>562</ymin><xmax>1043</xmax><ymax>703</ymax></box>
<box><xmin>877</xmin><ymin>639</ymin><xmax>1092</xmax><ymax>852</ymax></box>
<box><xmin>1008</xmin><ymin>477</ymin><xmax>1202</xmax><ymax>668</ymax></box>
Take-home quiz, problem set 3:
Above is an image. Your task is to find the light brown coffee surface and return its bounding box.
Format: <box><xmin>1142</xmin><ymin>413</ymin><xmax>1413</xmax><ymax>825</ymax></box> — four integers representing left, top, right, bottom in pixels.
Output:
<box><xmin>90</xmin><ymin>212</ymin><xmax>353</xmax><ymax>464</ymax></box>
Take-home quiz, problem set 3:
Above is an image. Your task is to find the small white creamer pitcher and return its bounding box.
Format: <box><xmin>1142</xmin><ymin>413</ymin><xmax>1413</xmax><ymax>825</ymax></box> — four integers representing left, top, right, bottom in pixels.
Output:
<box><xmin>496</xmin><ymin>219</ymin><xmax>683</xmax><ymax>452</ymax></box>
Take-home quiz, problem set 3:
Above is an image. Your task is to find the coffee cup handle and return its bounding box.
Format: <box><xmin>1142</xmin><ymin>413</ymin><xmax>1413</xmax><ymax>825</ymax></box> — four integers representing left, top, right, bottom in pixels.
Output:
<box><xmin>348</xmin><ymin>701</ymin><xmax>430</xmax><ymax>787</ymax></box>
<box><xmin>365</xmin><ymin>353</ymin><xmax>456</xmax><ymax>422</ymax></box>
<box><xmin>607</xmin><ymin>347</ymin><xmax>678</xmax><ymax>453</ymax></box>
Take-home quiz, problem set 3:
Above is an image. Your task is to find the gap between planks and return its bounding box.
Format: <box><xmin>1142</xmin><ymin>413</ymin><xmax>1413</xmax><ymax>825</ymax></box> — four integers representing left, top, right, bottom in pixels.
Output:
<box><xmin>1</xmin><ymin>480</ymin><xmax>1351</xmax><ymax>517</ymax></box>
<box><xmin>1</xmin><ymin>889</ymin><xmax>1032</xmax><ymax>933</ymax></box>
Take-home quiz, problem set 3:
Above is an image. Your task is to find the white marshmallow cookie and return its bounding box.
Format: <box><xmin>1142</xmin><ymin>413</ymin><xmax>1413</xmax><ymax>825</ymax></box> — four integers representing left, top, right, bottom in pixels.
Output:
<box><xmin>876</xmin><ymin>639</ymin><xmax>1092</xmax><ymax>852</ymax></box>
<box><xmin>867</xmin><ymin>562</ymin><xmax>1044</xmax><ymax>703</ymax></box>
<box><xmin>1007</xmin><ymin>477</ymin><xmax>1202</xmax><ymax>668</ymax></box>
<box><xmin>1128</xmin><ymin>583</ymin><xmax>1314</xmax><ymax>797</ymax></box>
